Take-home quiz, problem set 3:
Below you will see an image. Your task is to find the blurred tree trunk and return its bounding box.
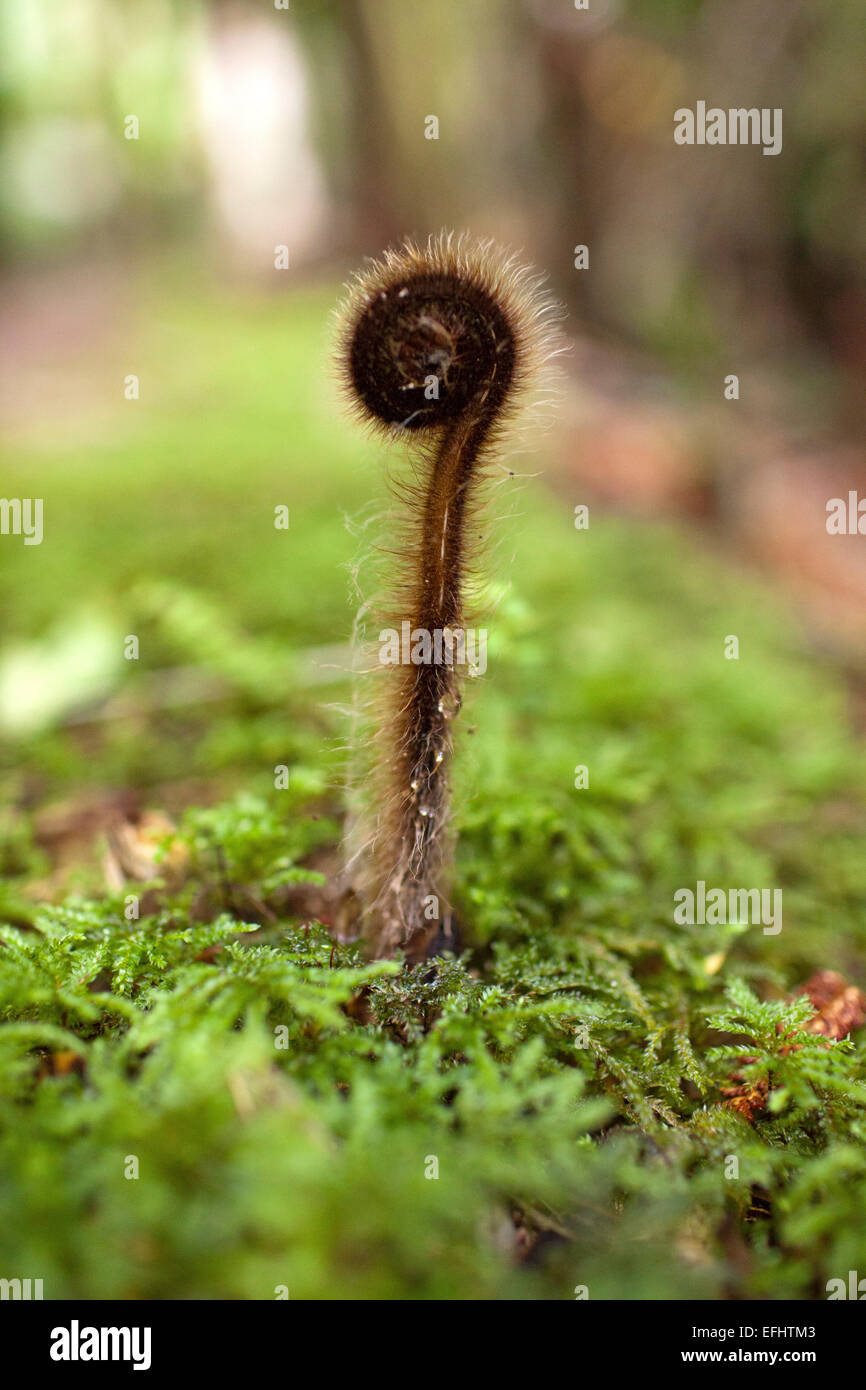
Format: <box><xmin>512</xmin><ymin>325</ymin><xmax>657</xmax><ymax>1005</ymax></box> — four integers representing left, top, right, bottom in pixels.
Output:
<box><xmin>341</xmin><ymin>0</ymin><xmax>405</xmax><ymax>250</ymax></box>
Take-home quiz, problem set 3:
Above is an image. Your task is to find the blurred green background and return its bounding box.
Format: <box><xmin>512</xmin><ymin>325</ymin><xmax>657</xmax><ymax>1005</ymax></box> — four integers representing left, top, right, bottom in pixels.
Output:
<box><xmin>1</xmin><ymin>0</ymin><xmax>864</xmax><ymax>818</ymax></box>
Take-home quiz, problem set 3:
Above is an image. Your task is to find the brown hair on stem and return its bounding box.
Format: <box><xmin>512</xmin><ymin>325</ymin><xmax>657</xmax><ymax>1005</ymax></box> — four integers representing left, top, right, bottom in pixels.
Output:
<box><xmin>336</xmin><ymin>231</ymin><xmax>561</xmax><ymax>960</ymax></box>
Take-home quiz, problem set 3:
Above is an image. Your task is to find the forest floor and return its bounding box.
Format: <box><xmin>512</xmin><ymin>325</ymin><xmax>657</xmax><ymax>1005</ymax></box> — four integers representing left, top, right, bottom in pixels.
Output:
<box><xmin>1</xmin><ymin>259</ymin><xmax>866</xmax><ymax>1298</ymax></box>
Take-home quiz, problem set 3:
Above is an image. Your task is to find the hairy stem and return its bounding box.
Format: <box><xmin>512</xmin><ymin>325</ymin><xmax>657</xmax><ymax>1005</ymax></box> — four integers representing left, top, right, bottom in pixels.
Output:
<box><xmin>336</xmin><ymin>232</ymin><xmax>557</xmax><ymax>958</ymax></box>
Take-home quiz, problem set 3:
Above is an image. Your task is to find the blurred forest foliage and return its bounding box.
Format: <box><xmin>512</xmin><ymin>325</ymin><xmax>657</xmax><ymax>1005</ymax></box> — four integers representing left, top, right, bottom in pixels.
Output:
<box><xmin>1</xmin><ymin>0</ymin><xmax>864</xmax><ymax>401</ymax></box>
